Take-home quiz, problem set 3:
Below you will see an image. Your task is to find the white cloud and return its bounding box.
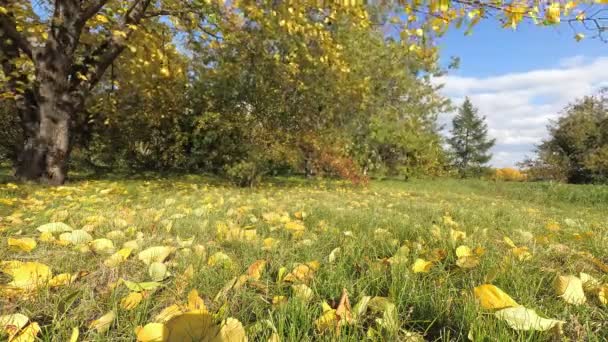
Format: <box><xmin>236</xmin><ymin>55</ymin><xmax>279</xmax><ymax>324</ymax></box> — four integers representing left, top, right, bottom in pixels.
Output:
<box><xmin>436</xmin><ymin>56</ymin><xmax>608</xmax><ymax>167</ymax></box>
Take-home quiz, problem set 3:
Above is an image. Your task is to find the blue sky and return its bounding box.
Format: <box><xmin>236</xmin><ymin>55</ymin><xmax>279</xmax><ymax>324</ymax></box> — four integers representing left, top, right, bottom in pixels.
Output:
<box><xmin>435</xmin><ymin>21</ymin><xmax>608</xmax><ymax>167</ymax></box>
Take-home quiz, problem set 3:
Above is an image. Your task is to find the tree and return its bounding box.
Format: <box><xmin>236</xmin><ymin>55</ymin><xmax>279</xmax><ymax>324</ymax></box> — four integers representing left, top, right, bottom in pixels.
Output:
<box><xmin>2</xmin><ymin>1</ymin><xmax>606</xmax><ymax>184</ymax></box>
<box><xmin>448</xmin><ymin>98</ymin><xmax>495</xmax><ymax>176</ymax></box>
<box><xmin>524</xmin><ymin>89</ymin><xmax>608</xmax><ymax>183</ymax></box>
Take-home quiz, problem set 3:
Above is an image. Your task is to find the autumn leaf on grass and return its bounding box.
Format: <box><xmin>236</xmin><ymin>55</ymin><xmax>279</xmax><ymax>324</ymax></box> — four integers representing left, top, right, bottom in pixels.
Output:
<box><xmin>90</xmin><ymin>311</ymin><xmax>115</xmax><ymax>333</ymax></box>
<box><xmin>104</xmin><ymin>248</ymin><xmax>133</xmax><ymax>268</ymax></box>
<box><xmin>121</xmin><ymin>292</ymin><xmax>145</xmax><ymax>310</ymax></box>
<box><xmin>455</xmin><ymin>245</ymin><xmax>480</xmax><ymax>269</ymax></box>
<box><xmin>246</xmin><ymin>260</ymin><xmax>266</xmax><ymax>281</ymax></box>
<box><xmin>0</xmin><ymin>261</ymin><xmax>52</xmax><ymax>292</ymax></box>
<box><xmin>283</xmin><ymin>261</ymin><xmax>319</xmax><ymax>283</ymax></box>
<box><xmin>0</xmin><ymin>313</ymin><xmax>30</xmax><ymax>340</ymax></box>
<box><xmin>599</xmin><ymin>286</ymin><xmax>608</xmax><ymax>305</ymax></box>
<box><xmin>495</xmin><ymin>306</ymin><xmax>564</xmax><ymax>331</ymax></box>
<box><xmin>138</xmin><ymin>246</ymin><xmax>175</xmax><ymax>265</ymax></box>
<box><xmin>292</xmin><ymin>284</ymin><xmax>314</xmax><ymax>302</ymax></box>
<box><xmin>207</xmin><ymin>252</ymin><xmax>233</xmax><ymax>268</ymax></box>
<box><xmin>187</xmin><ymin>289</ymin><xmax>208</xmax><ymax>312</ymax></box>
<box><xmin>149</xmin><ymin>262</ymin><xmax>170</xmax><ymax>282</ymax></box>
<box><xmin>36</xmin><ymin>222</ymin><xmax>73</xmax><ymax>234</ymax></box>
<box><xmin>474</xmin><ymin>284</ymin><xmax>519</xmax><ymax>309</ymax></box>
<box><xmin>218</xmin><ymin>318</ymin><xmax>247</xmax><ymax>342</ymax></box>
<box><xmin>411</xmin><ymin>258</ymin><xmax>433</xmax><ymax>273</ymax></box>
<box><xmin>136</xmin><ymin>323</ymin><xmax>168</xmax><ymax>342</ymax></box>
<box><xmin>554</xmin><ymin>275</ymin><xmax>586</xmax><ymax>305</ymax></box>
<box><xmin>165</xmin><ymin>312</ymin><xmax>219</xmax><ymax>341</ymax></box>
<box><xmin>89</xmin><ymin>238</ymin><xmax>115</xmax><ymax>254</ymax></box>
<box><xmin>9</xmin><ymin>321</ymin><xmax>40</xmax><ymax>342</ymax></box>
<box><xmin>8</xmin><ymin>237</ymin><xmax>37</xmax><ymax>252</ymax></box>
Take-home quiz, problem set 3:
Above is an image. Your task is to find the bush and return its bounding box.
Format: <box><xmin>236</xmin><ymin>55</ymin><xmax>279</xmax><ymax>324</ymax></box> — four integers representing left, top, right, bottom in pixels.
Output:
<box><xmin>225</xmin><ymin>160</ymin><xmax>264</xmax><ymax>187</ymax></box>
<box><xmin>493</xmin><ymin>168</ymin><xmax>526</xmax><ymax>182</ymax></box>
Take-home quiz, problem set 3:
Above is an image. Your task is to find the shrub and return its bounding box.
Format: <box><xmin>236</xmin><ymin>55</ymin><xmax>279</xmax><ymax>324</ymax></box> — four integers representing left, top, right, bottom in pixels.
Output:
<box><xmin>494</xmin><ymin>168</ymin><xmax>526</xmax><ymax>182</ymax></box>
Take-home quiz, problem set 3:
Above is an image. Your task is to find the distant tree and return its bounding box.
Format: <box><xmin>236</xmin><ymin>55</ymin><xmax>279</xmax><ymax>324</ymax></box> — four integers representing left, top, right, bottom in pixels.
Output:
<box><xmin>448</xmin><ymin>98</ymin><xmax>495</xmax><ymax>176</ymax></box>
<box><xmin>524</xmin><ymin>89</ymin><xmax>608</xmax><ymax>183</ymax></box>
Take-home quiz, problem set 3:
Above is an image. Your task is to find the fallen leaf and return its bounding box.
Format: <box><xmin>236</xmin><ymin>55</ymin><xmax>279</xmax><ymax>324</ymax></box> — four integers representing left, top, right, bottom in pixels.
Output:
<box><xmin>554</xmin><ymin>275</ymin><xmax>586</xmax><ymax>305</ymax></box>
<box><xmin>411</xmin><ymin>258</ymin><xmax>433</xmax><ymax>273</ymax></box>
<box><xmin>138</xmin><ymin>246</ymin><xmax>175</xmax><ymax>265</ymax></box>
<box><xmin>89</xmin><ymin>239</ymin><xmax>115</xmax><ymax>254</ymax></box>
<box><xmin>135</xmin><ymin>323</ymin><xmax>168</xmax><ymax>342</ymax></box>
<box><xmin>187</xmin><ymin>289</ymin><xmax>207</xmax><ymax>312</ymax></box>
<box><xmin>495</xmin><ymin>306</ymin><xmax>564</xmax><ymax>331</ymax></box>
<box><xmin>11</xmin><ymin>322</ymin><xmax>40</xmax><ymax>342</ymax></box>
<box><xmin>121</xmin><ymin>292</ymin><xmax>144</xmax><ymax>310</ymax></box>
<box><xmin>474</xmin><ymin>284</ymin><xmax>519</xmax><ymax>309</ymax></box>
<box><xmin>8</xmin><ymin>237</ymin><xmax>37</xmax><ymax>252</ymax></box>
<box><xmin>89</xmin><ymin>311</ymin><xmax>115</xmax><ymax>333</ymax></box>
<box><xmin>0</xmin><ymin>313</ymin><xmax>29</xmax><ymax>339</ymax></box>
<box><xmin>104</xmin><ymin>248</ymin><xmax>133</xmax><ymax>268</ymax></box>
<box><xmin>246</xmin><ymin>260</ymin><xmax>266</xmax><ymax>281</ymax></box>
<box><xmin>165</xmin><ymin>312</ymin><xmax>219</xmax><ymax>341</ymax></box>
<box><xmin>149</xmin><ymin>262</ymin><xmax>170</xmax><ymax>282</ymax></box>
<box><xmin>218</xmin><ymin>318</ymin><xmax>247</xmax><ymax>341</ymax></box>
<box><xmin>36</xmin><ymin>222</ymin><xmax>72</xmax><ymax>234</ymax></box>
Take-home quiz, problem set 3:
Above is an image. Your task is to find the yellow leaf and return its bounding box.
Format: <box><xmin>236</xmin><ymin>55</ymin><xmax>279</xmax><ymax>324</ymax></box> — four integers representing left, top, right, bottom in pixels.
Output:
<box><xmin>149</xmin><ymin>262</ymin><xmax>170</xmax><ymax>282</ymax></box>
<box><xmin>135</xmin><ymin>323</ymin><xmax>168</xmax><ymax>342</ymax></box>
<box><xmin>10</xmin><ymin>322</ymin><xmax>40</xmax><ymax>342</ymax></box>
<box><xmin>187</xmin><ymin>289</ymin><xmax>207</xmax><ymax>312</ymax></box>
<box><xmin>138</xmin><ymin>246</ymin><xmax>175</xmax><ymax>265</ymax></box>
<box><xmin>49</xmin><ymin>273</ymin><xmax>73</xmax><ymax>287</ymax></box>
<box><xmin>207</xmin><ymin>252</ymin><xmax>232</xmax><ymax>268</ymax></box>
<box><xmin>89</xmin><ymin>239</ymin><xmax>115</xmax><ymax>254</ymax></box>
<box><xmin>104</xmin><ymin>248</ymin><xmax>133</xmax><ymax>267</ymax></box>
<box><xmin>455</xmin><ymin>245</ymin><xmax>472</xmax><ymax>258</ymax></box>
<box><xmin>292</xmin><ymin>284</ymin><xmax>313</xmax><ymax>302</ymax></box>
<box><xmin>411</xmin><ymin>258</ymin><xmax>433</xmax><ymax>273</ymax></box>
<box><xmin>598</xmin><ymin>285</ymin><xmax>607</xmax><ymax>305</ymax></box>
<box><xmin>0</xmin><ymin>6</ymin><xmax>8</xmax><ymax>15</ymax></box>
<box><xmin>218</xmin><ymin>318</ymin><xmax>247</xmax><ymax>341</ymax></box>
<box><xmin>494</xmin><ymin>306</ymin><xmax>564</xmax><ymax>331</ymax></box>
<box><xmin>283</xmin><ymin>263</ymin><xmax>316</xmax><ymax>283</ymax></box>
<box><xmin>0</xmin><ymin>261</ymin><xmax>52</xmax><ymax>290</ymax></box>
<box><xmin>575</xmin><ymin>33</ymin><xmax>585</xmax><ymax>42</ymax></box>
<box><xmin>246</xmin><ymin>260</ymin><xmax>266</xmax><ymax>280</ymax></box>
<box><xmin>449</xmin><ymin>229</ymin><xmax>466</xmax><ymax>241</ymax></box>
<box><xmin>554</xmin><ymin>275</ymin><xmax>586</xmax><ymax>305</ymax></box>
<box><xmin>8</xmin><ymin>238</ymin><xmax>37</xmax><ymax>252</ymax></box>
<box><xmin>165</xmin><ymin>312</ymin><xmax>219</xmax><ymax>341</ymax></box>
<box><xmin>545</xmin><ymin>3</ymin><xmax>561</xmax><ymax>24</ymax></box>
<box><xmin>503</xmin><ymin>237</ymin><xmax>516</xmax><ymax>248</ymax></box>
<box><xmin>474</xmin><ymin>284</ymin><xmax>519</xmax><ymax>309</ymax></box>
<box><xmin>121</xmin><ymin>292</ymin><xmax>144</xmax><ymax>310</ymax></box>
<box><xmin>36</xmin><ymin>222</ymin><xmax>72</xmax><ymax>234</ymax></box>
<box><xmin>69</xmin><ymin>327</ymin><xmax>79</xmax><ymax>342</ymax></box>
<box><xmin>456</xmin><ymin>256</ymin><xmax>480</xmax><ymax>269</ymax></box>
<box><xmin>0</xmin><ymin>313</ymin><xmax>29</xmax><ymax>339</ymax></box>
<box><xmin>94</xmin><ymin>14</ymin><xmax>109</xmax><ymax>24</ymax></box>
<box><xmin>154</xmin><ymin>305</ymin><xmax>184</xmax><ymax>323</ymax></box>
<box><xmin>89</xmin><ymin>311</ymin><xmax>115</xmax><ymax>333</ymax></box>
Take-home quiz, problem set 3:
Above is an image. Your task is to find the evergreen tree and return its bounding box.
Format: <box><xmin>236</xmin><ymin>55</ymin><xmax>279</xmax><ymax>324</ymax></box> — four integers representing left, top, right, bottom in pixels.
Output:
<box><xmin>448</xmin><ymin>98</ymin><xmax>496</xmax><ymax>176</ymax></box>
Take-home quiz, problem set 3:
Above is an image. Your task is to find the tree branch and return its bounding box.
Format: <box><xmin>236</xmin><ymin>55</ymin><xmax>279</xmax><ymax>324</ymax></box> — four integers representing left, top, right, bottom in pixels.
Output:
<box><xmin>79</xmin><ymin>0</ymin><xmax>111</xmax><ymax>24</ymax></box>
<box><xmin>72</xmin><ymin>0</ymin><xmax>153</xmax><ymax>90</ymax></box>
<box><xmin>0</xmin><ymin>12</ymin><xmax>33</xmax><ymax>59</ymax></box>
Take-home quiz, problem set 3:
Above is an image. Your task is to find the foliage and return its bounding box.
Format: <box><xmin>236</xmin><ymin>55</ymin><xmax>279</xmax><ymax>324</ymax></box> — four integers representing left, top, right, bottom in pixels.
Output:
<box><xmin>524</xmin><ymin>90</ymin><xmax>608</xmax><ymax>183</ymax></box>
<box><xmin>493</xmin><ymin>168</ymin><xmax>526</xmax><ymax>182</ymax></box>
<box><xmin>448</xmin><ymin>98</ymin><xmax>496</xmax><ymax>177</ymax></box>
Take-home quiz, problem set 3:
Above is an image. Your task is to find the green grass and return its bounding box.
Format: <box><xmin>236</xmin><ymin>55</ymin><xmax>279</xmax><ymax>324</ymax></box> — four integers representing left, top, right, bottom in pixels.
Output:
<box><xmin>1</xmin><ymin>175</ymin><xmax>607</xmax><ymax>341</ymax></box>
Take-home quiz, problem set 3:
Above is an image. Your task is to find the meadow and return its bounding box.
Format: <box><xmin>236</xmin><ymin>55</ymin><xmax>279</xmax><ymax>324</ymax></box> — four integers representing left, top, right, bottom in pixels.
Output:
<box><xmin>0</xmin><ymin>174</ymin><xmax>607</xmax><ymax>341</ymax></box>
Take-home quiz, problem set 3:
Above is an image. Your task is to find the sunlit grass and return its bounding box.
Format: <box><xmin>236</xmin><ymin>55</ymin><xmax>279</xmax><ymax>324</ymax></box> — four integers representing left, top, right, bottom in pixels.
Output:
<box><xmin>1</xmin><ymin>175</ymin><xmax>607</xmax><ymax>341</ymax></box>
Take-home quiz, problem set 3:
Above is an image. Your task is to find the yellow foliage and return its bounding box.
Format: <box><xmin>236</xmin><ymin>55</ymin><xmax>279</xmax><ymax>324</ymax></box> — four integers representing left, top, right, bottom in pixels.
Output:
<box><xmin>494</xmin><ymin>168</ymin><xmax>526</xmax><ymax>182</ymax></box>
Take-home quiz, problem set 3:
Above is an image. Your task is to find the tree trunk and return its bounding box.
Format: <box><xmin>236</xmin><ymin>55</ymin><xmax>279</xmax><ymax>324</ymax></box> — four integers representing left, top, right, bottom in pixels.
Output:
<box><xmin>15</xmin><ymin>67</ymin><xmax>74</xmax><ymax>185</ymax></box>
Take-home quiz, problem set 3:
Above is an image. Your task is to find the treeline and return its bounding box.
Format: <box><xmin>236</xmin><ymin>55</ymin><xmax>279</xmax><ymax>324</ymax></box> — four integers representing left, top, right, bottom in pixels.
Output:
<box><xmin>1</xmin><ymin>7</ymin><xmax>450</xmax><ymax>185</ymax></box>
<box><xmin>521</xmin><ymin>89</ymin><xmax>608</xmax><ymax>184</ymax></box>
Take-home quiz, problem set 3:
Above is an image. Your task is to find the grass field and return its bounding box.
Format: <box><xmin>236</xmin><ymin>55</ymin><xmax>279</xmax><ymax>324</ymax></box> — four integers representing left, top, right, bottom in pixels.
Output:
<box><xmin>1</xmin><ymin>175</ymin><xmax>607</xmax><ymax>341</ymax></box>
